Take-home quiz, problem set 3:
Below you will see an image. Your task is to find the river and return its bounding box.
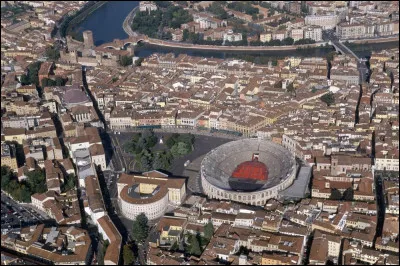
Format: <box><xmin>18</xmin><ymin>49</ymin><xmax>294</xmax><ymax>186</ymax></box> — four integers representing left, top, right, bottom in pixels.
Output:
<box><xmin>75</xmin><ymin>1</ymin><xmax>398</xmax><ymax>61</ymax></box>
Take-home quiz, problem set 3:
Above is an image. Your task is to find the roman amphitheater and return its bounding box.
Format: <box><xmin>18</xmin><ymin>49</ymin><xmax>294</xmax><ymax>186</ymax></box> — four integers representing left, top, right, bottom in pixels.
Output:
<box><xmin>201</xmin><ymin>139</ymin><xmax>297</xmax><ymax>206</ymax></box>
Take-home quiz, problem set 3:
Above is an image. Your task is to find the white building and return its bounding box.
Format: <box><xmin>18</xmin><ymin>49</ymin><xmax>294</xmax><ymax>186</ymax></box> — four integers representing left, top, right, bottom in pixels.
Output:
<box><xmin>305</xmin><ymin>14</ymin><xmax>338</xmax><ymax>30</ymax></box>
<box><xmin>139</xmin><ymin>1</ymin><xmax>157</xmax><ymax>13</ymax></box>
<box><xmin>303</xmin><ymin>26</ymin><xmax>322</xmax><ymax>41</ymax></box>
<box><xmin>375</xmin><ymin>155</ymin><xmax>399</xmax><ymax>171</ymax></box>
<box><xmin>223</xmin><ymin>30</ymin><xmax>243</xmax><ymax>42</ymax></box>
<box><xmin>290</xmin><ymin>28</ymin><xmax>304</xmax><ymax>41</ymax></box>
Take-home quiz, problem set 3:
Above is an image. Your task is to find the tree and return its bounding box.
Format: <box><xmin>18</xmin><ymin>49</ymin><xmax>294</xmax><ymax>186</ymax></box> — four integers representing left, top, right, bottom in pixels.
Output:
<box><xmin>321</xmin><ymin>92</ymin><xmax>335</xmax><ymax>106</ymax></box>
<box><xmin>19</xmin><ymin>184</ymin><xmax>31</xmax><ymax>203</ymax></box>
<box><xmin>41</xmin><ymin>78</ymin><xmax>56</xmax><ymax>87</ymax></box>
<box><xmin>123</xmin><ymin>244</ymin><xmax>135</xmax><ymax>265</ymax></box>
<box><xmin>206</xmin><ymin>2</ymin><xmax>228</xmax><ymax>19</ymax></box>
<box><xmin>26</xmin><ymin>169</ymin><xmax>47</xmax><ymax>194</ymax></box>
<box><xmin>170</xmin><ymin>241</ymin><xmax>179</xmax><ymax>251</ymax></box>
<box><xmin>190</xmin><ymin>233</ymin><xmax>202</xmax><ymax>256</ymax></box>
<box><xmin>26</xmin><ymin>61</ymin><xmax>42</xmax><ymax>86</ymax></box>
<box><xmin>55</xmin><ymin>76</ymin><xmax>66</xmax><ymax>86</ymax></box>
<box><xmin>20</xmin><ymin>74</ymin><xmax>30</xmax><ymax>85</ymax></box>
<box><xmin>178</xmin><ymin>133</ymin><xmax>195</xmax><ymax>146</ymax></box>
<box><xmin>342</xmin><ymin>187</ymin><xmax>354</xmax><ymax>201</ymax></box>
<box><xmin>204</xmin><ymin>221</ymin><xmax>214</xmax><ymax>240</ymax></box>
<box><xmin>282</xmin><ymin>37</ymin><xmax>294</xmax><ymax>45</ymax></box>
<box><xmin>294</xmin><ymin>38</ymin><xmax>316</xmax><ymax>45</ymax></box>
<box><xmin>155</xmin><ymin>1</ymin><xmax>171</xmax><ymax>8</ymax></box>
<box><xmin>143</xmin><ymin>129</ymin><xmax>157</xmax><ymax>148</ymax></box>
<box><xmin>166</xmin><ymin>133</ymin><xmax>180</xmax><ymax>148</ymax></box>
<box><xmin>135</xmin><ymin>57</ymin><xmax>144</xmax><ymax>66</ymax></box>
<box><xmin>182</xmin><ymin>29</ymin><xmax>189</xmax><ymax>41</ymax></box>
<box><xmin>120</xmin><ymin>55</ymin><xmax>133</xmax><ymax>67</ymax></box>
<box><xmin>287</xmin><ymin>82</ymin><xmax>296</xmax><ymax>96</ymax></box>
<box><xmin>132</xmin><ymin>213</ymin><xmax>149</xmax><ymax>243</ymax></box>
<box><xmin>62</xmin><ymin>173</ymin><xmax>76</xmax><ymax>193</ymax></box>
<box><xmin>152</xmin><ymin>151</ymin><xmax>172</xmax><ymax>171</ymax></box>
<box><xmin>330</xmin><ymin>188</ymin><xmax>342</xmax><ymax>200</ymax></box>
<box><xmin>45</xmin><ymin>46</ymin><xmax>60</xmax><ymax>61</ymax></box>
<box><xmin>140</xmin><ymin>154</ymin><xmax>152</xmax><ymax>171</ymax></box>
<box><xmin>1</xmin><ymin>166</ymin><xmax>13</xmax><ymax>190</ymax></box>
<box><xmin>171</xmin><ymin>142</ymin><xmax>190</xmax><ymax>158</ymax></box>
<box><xmin>326</xmin><ymin>51</ymin><xmax>336</xmax><ymax>62</ymax></box>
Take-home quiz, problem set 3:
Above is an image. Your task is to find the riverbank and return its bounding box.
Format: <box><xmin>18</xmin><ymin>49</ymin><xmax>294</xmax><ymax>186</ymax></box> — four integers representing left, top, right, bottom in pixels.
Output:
<box><xmin>349</xmin><ymin>36</ymin><xmax>399</xmax><ymax>44</ymax></box>
<box><xmin>122</xmin><ymin>6</ymin><xmax>138</xmax><ymax>37</ymax></box>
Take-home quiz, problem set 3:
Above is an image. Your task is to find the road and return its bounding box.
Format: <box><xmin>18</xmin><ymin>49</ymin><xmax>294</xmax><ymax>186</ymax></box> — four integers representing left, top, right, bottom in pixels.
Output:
<box><xmin>122</xmin><ymin>6</ymin><xmax>138</xmax><ymax>37</ymax></box>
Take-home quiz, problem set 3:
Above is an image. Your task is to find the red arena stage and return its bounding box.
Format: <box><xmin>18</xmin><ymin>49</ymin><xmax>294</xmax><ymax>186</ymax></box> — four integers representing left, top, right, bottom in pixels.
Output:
<box><xmin>231</xmin><ymin>157</ymin><xmax>269</xmax><ymax>181</ymax></box>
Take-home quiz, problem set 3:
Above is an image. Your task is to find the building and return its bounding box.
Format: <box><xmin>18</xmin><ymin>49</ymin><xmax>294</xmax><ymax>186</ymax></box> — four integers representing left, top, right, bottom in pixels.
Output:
<box><xmin>3</xmin><ymin>128</ymin><xmax>26</xmax><ymax>144</ymax></box>
<box><xmin>305</xmin><ymin>15</ymin><xmax>338</xmax><ymax>30</ymax></box>
<box><xmin>117</xmin><ymin>170</ymin><xmax>186</xmax><ymax>220</ymax></box>
<box><xmin>6</xmin><ymin>20</ymin><xmax>30</xmax><ymax>32</ymax></box>
<box><xmin>223</xmin><ymin>30</ymin><xmax>243</xmax><ymax>42</ymax></box>
<box><xmin>1</xmin><ymin>225</ymin><xmax>92</xmax><ymax>265</ymax></box>
<box><xmin>1</xmin><ymin>142</ymin><xmax>18</xmax><ymax>171</ymax></box>
<box><xmin>260</xmin><ymin>32</ymin><xmax>272</xmax><ymax>43</ymax></box>
<box><xmin>290</xmin><ymin>28</ymin><xmax>304</xmax><ymax>42</ymax></box>
<box><xmin>83</xmin><ymin>30</ymin><xmax>94</xmax><ymax>49</ymax></box>
<box><xmin>139</xmin><ymin>1</ymin><xmax>157</xmax><ymax>13</ymax></box>
<box><xmin>201</xmin><ymin>139</ymin><xmax>297</xmax><ymax>206</ymax></box>
<box><xmin>336</xmin><ymin>23</ymin><xmax>375</xmax><ymax>39</ymax></box>
<box><xmin>309</xmin><ymin>230</ymin><xmax>341</xmax><ymax>264</ymax></box>
<box><xmin>303</xmin><ymin>26</ymin><xmax>322</xmax><ymax>42</ymax></box>
<box><xmin>38</xmin><ymin>61</ymin><xmax>54</xmax><ymax>87</ymax></box>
